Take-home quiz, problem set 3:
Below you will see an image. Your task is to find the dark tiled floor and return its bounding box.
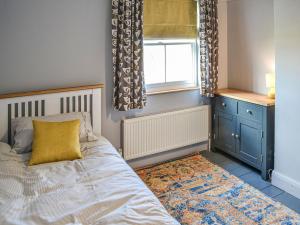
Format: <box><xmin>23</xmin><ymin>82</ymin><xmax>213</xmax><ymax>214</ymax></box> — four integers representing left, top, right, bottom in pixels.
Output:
<box><xmin>200</xmin><ymin>150</ymin><xmax>300</xmax><ymax>214</ymax></box>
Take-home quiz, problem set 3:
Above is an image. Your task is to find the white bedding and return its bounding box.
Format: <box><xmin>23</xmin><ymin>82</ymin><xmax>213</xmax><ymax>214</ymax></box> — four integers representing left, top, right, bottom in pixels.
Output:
<box><xmin>0</xmin><ymin>137</ymin><xmax>179</xmax><ymax>225</ymax></box>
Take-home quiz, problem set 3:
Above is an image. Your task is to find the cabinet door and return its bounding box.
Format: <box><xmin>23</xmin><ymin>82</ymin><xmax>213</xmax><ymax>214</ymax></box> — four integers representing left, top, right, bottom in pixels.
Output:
<box><xmin>236</xmin><ymin>117</ymin><xmax>263</xmax><ymax>169</ymax></box>
<box><xmin>214</xmin><ymin>111</ymin><xmax>236</xmax><ymax>155</ymax></box>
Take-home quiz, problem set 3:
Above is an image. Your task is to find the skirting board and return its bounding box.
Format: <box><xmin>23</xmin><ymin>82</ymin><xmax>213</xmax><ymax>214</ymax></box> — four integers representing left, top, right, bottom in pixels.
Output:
<box><xmin>128</xmin><ymin>142</ymin><xmax>208</xmax><ymax>169</ymax></box>
<box><xmin>272</xmin><ymin>170</ymin><xmax>300</xmax><ymax>199</ymax></box>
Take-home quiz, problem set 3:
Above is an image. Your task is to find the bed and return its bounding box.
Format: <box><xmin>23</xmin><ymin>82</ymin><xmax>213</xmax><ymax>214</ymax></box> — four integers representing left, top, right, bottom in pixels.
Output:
<box><xmin>0</xmin><ymin>85</ymin><xmax>179</xmax><ymax>225</ymax></box>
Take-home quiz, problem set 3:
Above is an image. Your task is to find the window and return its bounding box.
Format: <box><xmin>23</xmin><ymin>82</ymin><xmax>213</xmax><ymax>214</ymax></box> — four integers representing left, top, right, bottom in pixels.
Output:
<box><xmin>144</xmin><ymin>39</ymin><xmax>198</xmax><ymax>92</ymax></box>
<box><xmin>143</xmin><ymin>0</ymin><xmax>198</xmax><ymax>93</ymax></box>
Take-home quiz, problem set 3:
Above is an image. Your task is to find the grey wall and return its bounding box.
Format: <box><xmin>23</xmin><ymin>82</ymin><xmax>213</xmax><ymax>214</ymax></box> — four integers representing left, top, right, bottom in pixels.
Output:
<box><xmin>0</xmin><ymin>0</ymin><xmax>206</xmax><ymax>148</ymax></box>
<box><xmin>272</xmin><ymin>0</ymin><xmax>300</xmax><ymax>198</ymax></box>
<box><xmin>0</xmin><ymin>0</ymin><xmax>107</xmax><ymax>92</ymax></box>
<box><xmin>227</xmin><ymin>0</ymin><xmax>275</xmax><ymax>94</ymax></box>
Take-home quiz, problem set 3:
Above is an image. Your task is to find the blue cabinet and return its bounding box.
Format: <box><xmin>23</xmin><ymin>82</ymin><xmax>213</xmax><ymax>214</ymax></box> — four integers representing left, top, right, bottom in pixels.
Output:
<box><xmin>212</xmin><ymin>92</ymin><xmax>275</xmax><ymax>180</ymax></box>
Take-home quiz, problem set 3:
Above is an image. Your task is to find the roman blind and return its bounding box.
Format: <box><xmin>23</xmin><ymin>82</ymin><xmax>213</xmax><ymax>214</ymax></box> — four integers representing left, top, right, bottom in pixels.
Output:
<box><xmin>144</xmin><ymin>0</ymin><xmax>197</xmax><ymax>39</ymax></box>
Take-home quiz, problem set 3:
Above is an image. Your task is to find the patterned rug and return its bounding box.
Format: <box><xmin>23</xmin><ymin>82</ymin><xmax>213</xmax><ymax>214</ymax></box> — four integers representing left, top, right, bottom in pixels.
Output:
<box><xmin>137</xmin><ymin>155</ymin><xmax>300</xmax><ymax>225</ymax></box>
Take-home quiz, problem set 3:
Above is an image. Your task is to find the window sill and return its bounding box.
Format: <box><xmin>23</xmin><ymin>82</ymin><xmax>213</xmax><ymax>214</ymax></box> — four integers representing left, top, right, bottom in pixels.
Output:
<box><xmin>146</xmin><ymin>86</ymin><xmax>200</xmax><ymax>96</ymax></box>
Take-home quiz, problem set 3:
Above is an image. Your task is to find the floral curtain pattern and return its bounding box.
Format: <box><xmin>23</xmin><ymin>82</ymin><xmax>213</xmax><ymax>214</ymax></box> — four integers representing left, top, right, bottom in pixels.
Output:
<box><xmin>199</xmin><ymin>0</ymin><xmax>219</xmax><ymax>97</ymax></box>
<box><xmin>112</xmin><ymin>0</ymin><xmax>146</xmax><ymax>111</ymax></box>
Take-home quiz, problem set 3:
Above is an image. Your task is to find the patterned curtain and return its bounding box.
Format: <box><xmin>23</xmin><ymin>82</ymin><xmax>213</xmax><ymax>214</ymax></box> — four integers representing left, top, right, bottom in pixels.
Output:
<box><xmin>199</xmin><ymin>0</ymin><xmax>219</xmax><ymax>97</ymax></box>
<box><xmin>112</xmin><ymin>0</ymin><xmax>147</xmax><ymax>111</ymax></box>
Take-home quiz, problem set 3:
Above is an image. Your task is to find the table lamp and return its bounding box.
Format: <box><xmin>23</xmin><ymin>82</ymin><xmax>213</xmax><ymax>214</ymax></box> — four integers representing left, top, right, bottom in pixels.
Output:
<box><xmin>266</xmin><ymin>73</ymin><xmax>275</xmax><ymax>99</ymax></box>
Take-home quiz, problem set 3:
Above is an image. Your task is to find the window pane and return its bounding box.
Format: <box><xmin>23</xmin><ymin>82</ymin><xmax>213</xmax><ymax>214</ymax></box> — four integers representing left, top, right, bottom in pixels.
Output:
<box><xmin>166</xmin><ymin>44</ymin><xmax>194</xmax><ymax>83</ymax></box>
<box><xmin>144</xmin><ymin>45</ymin><xmax>165</xmax><ymax>84</ymax></box>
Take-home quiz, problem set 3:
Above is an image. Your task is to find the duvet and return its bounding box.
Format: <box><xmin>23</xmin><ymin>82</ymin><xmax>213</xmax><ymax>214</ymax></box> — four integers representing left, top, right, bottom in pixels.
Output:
<box><xmin>0</xmin><ymin>137</ymin><xmax>179</xmax><ymax>225</ymax></box>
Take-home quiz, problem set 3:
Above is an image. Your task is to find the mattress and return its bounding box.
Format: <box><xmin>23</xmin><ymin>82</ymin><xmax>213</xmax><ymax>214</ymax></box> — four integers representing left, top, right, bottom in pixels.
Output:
<box><xmin>0</xmin><ymin>137</ymin><xmax>179</xmax><ymax>225</ymax></box>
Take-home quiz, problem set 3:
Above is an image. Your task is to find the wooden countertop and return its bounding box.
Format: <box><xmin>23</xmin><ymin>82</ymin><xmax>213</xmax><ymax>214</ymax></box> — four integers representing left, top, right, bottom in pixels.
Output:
<box><xmin>216</xmin><ymin>89</ymin><xmax>275</xmax><ymax>106</ymax></box>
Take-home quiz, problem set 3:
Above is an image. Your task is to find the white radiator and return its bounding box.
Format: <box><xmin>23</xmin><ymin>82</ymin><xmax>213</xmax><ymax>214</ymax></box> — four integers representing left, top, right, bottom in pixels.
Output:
<box><xmin>122</xmin><ymin>105</ymin><xmax>210</xmax><ymax>160</ymax></box>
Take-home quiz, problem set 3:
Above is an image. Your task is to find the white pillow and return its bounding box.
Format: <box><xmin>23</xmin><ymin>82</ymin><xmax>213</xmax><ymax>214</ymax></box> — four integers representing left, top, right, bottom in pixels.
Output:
<box><xmin>0</xmin><ymin>142</ymin><xmax>12</xmax><ymax>153</ymax></box>
<box><xmin>12</xmin><ymin>112</ymin><xmax>98</xmax><ymax>154</ymax></box>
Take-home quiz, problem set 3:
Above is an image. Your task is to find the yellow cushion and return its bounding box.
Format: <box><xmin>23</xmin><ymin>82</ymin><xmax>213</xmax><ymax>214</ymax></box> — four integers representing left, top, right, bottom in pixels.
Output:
<box><xmin>29</xmin><ymin>120</ymin><xmax>82</xmax><ymax>166</ymax></box>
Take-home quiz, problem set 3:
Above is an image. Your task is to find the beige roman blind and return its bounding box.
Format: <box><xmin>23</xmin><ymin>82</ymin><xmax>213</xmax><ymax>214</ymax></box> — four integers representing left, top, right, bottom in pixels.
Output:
<box><xmin>144</xmin><ymin>0</ymin><xmax>197</xmax><ymax>39</ymax></box>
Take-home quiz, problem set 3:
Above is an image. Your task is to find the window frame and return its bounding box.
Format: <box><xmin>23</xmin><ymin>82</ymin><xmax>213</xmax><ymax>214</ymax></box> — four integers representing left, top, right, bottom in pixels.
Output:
<box><xmin>144</xmin><ymin>39</ymin><xmax>199</xmax><ymax>94</ymax></box>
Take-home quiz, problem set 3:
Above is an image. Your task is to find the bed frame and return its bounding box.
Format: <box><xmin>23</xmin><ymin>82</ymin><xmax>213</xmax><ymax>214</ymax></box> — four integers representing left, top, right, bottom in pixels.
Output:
<box><xmin>0</xmin><ymin>84</ymin><xmax>104</xmax><ymax>145</ymax></box>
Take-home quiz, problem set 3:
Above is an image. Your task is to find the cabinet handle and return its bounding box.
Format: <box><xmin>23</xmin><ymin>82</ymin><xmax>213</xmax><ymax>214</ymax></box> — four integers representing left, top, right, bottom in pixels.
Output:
<box><xmin>246</xmin><ymin>109</ymin><xmax>253</xmax><ymax>115</ymax></box>
<box><xmin>235</xmin><ymin>134</ymin><xmax>240</xmax><ymax>139</ymax></box>
<box><xmin>222</xmin><ymin>102</ymin><xmax>227</xmax><ymax>107</ymax></box>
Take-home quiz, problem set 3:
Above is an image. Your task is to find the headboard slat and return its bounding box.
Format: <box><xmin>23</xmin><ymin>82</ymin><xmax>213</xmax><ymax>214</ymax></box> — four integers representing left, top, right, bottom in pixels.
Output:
<box><xmin>8</xmin><ymin>104</ymin><xmax>12</xmax><ymax>145</ymax></box>
<box><xmin>72</xmin><ymin>96</ymin><xmax>76</xmax><ymax>112</ymax></box>
<box><xmin>60</xmin><ymin>98</ymin><xmax>64</xmax><ymax>114</ymax></box>
<box><xmin>41</xmin><ymin>100</ymin><xmax>45</xmax><ymax>116</ymax></box>
<box><xmin>78</xmin><ymin>96</ymin><xmax>82</xmax><ymax>112</ymax></box>
<box><xmin>34</xmin><ymin>101</ymin><xmax>39</xmax><ymax>117</ymax></box>
<box><xmin>21</xmin><ymin>102</ymin><xmax>26</xmax><ymax>117</ymax></box>
<box><xmin>28</xmin><ymin>102</ymin><xmax>32</xmax><ymax>117</ymax></box>
<box><xmin>14</xmin><ymin>103</ymin><xmax>19</xmax><ymax>118</ymax></box>
<box><xmin>68</xmin><ymin>97</ymin><xmax>71</xmax><ymax>113</ymax></box>
<box><xmin>90</xmin><ymin>94</ymin><xmax>93</xmax><ymax>126</ymax></box>
<box><xmin>84</xmin><ymin>95</ymin><xmax>88</xmax><ymax>112</ymax></box>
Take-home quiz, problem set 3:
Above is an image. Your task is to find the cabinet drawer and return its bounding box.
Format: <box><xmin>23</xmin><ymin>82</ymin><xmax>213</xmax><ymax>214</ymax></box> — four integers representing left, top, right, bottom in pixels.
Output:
<box><xmin>238</xmin><ymin>101</ymin><xmax>263</xmax><ymax>122</ymax></box>
<box><xmin>215</xmin><ymin>97</ymin><xmax>237</xmax><ymax>115</ymax></box>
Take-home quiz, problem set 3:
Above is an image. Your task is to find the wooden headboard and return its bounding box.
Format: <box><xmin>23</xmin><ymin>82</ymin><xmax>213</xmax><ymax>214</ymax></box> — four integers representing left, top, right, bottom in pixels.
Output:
<box><xmin>0</xmin><ymin>84</ymin><xmax>104</xmax><ymax>144</ymax></box>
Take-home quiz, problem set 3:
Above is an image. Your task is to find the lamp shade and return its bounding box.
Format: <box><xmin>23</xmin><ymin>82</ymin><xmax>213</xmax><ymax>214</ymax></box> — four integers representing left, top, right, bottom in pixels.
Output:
<box><xmin>266</xmin><ymin>73</ymin><xmax>275</xmax><ymax>88</ymax></box>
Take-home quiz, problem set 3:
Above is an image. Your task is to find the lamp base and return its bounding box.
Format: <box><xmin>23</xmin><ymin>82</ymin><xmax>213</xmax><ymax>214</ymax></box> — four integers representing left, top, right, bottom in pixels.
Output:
<box><xmin>267</xmin><ymin>88</ymin><xmax>275</xmax><ymax>99</ymax></box>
